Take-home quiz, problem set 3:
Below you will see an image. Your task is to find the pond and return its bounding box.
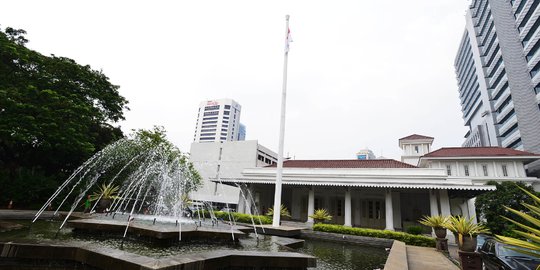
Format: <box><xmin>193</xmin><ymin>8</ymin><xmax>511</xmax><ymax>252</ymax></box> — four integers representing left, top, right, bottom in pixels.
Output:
<box><xmin>0</xmin><ymin>220</ymin><xmax>388</xmax><ymax>270</ymax></box>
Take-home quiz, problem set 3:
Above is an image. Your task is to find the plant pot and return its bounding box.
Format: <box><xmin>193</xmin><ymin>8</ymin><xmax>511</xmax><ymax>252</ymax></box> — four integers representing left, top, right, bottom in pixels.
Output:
<box><xmin>458</xmin><ymin>234</ymin><xmax>477</xmax><ymax>252</ymax></box>
<box><xmin>97</xmin><ymin>198</ymin><xmax>112</xmax><ymax>213</ymax></box>
<box><xmin>434</xmin><ymin>227</ymin><xmax>447</xmax><ymax>238</ymax></box>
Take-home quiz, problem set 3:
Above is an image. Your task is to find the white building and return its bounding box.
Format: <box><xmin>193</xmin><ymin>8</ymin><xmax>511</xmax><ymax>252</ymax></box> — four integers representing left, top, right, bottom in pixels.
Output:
<box><xmin>399</xmin><ymin>134</ymin><xmax>434</xmax><ymax>166</ymax></box>
<box><xmin>455</xmin><ymin>0</ymin><xmax>540</xmax><ymax>155</ymax></box>
<box><xmin>356</xmin><ymin>149</ymin><xmax>376</xmax><ymax>160</ymax></box>
<box><xmin>193</xmin><ymin>99</ymin><xmax>244</xmax><ymax>143</ymax></box>
<box><xmin>219</xmin><ymin>134</ymin><xmax>540</xmax><ymax>234</ymax></box>
<box><xmin>189</xmin><ymin>140</ymin><xmax>277</xmax><ymax>206</ymax></box>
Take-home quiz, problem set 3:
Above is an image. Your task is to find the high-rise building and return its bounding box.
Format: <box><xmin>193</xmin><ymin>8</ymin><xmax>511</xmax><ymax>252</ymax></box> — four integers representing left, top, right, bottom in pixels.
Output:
<box><xmin>237</xmin><ymin>124</ymin><xmax>246</xmax><ymax>141</ymax></box>
<box><xmin>193</xmin><ymin>99</ymin><xmax>244</xmax><ymax>143</ymax></box>
<box><xmin>355</xmin><ymin>149</ymin><xmax>376</xmax><ymax>160</ymax></box>
<box><xmin>454</xmin><ymin>0</ymin><xmax>540</xmax><ymax>155</ymax></box>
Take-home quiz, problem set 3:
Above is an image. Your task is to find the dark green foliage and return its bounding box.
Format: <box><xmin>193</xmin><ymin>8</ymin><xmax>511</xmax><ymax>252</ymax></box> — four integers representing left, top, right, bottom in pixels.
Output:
<box><xmin>196</xmin><ymin>210</ymin><xmax>272</xmax><ymax>225</ymax></box>
<box><xmin>0</xmin><ymin>27</ymin><xmax>128</xmax><ymax>208</ymax></box>
<box><xmin>475</xmin><ymin>181</ymin><xmax>539</xmax><ymax>236</ymax></box>
<box><xmin>406</xmin><ymin>225</ymin><xmax>424</xmax><ymax>235</ymax></box>
<box><xmin>313</xmin><ymin>224</ymin><xmax>436</xmax><ymax>247</ymax></box>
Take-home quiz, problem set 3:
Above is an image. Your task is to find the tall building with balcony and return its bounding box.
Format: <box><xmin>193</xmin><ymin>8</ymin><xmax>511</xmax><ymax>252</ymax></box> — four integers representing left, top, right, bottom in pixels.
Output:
<box><xmin>455</xmin><ymin>0</ymin><xmax>540</xmax><ymax>157</ymax></box>
<box><xmin>193</xmin><ymin>99</ymin><xmax>244</xmax><ymax>143</ymax></box>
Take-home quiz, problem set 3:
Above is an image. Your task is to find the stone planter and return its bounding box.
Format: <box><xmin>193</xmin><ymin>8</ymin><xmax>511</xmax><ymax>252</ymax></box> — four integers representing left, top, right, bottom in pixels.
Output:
<box><xmin>97</xmin><ymin>198</ymin><xmax>112</xmax><ymax>213</ymax></box>
<box><xmin>458</xmin><ymin>234</ymin><xmax>477</xmax><ymax>252</ymax></box>
<box><xmin>434</xmin><ymin>227</ymin><xmax>447</xmax><ymax>239</ymax></box>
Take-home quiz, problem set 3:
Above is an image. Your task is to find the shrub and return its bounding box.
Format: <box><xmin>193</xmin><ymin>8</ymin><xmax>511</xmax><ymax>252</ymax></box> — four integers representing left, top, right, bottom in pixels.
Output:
<box><xmin>195</xmin><ymin>210</ymin><xmax>272</xmax><ymax>225</ymax></box>
<box><xmin>406</xmin><ymin>225</ymin><xmax>424</xmax><ymax>235</ymax></box>
<box><xmin>313</xmin><ymin>223</ymin><xmax>435</xmax><ymax>247</ymax></box>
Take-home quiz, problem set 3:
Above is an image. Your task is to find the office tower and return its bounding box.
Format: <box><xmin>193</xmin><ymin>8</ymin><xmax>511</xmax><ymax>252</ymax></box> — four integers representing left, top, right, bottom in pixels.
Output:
<box><xmin>193</xmin><ymin>99</ymin><xmax>243</xmax><ymax>143</ymax></box>
<box><xmin>237</xmin><ymin>124</ymin><xmax>246</xmax><ymax>141</ymax></box>
<box><xmin>355</xmin><ymin>149</ymin><xmax>376</xmax><ymax>160</ymax></box>
<box><xmin>455</xmin><ymin>0</ymin><xmax>540</xmax><ymax>155</ymax></box>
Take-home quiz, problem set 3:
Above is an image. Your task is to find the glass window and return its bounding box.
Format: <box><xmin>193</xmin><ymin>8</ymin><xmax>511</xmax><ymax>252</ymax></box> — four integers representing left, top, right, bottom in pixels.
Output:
<box><xmin>224</xmin><ymin>105</ymin><xmax>231</xmax><ymax>109</ymax></box>
<box><xmin>204</xmin><ymin>105</ymin><xmax>220</xmax><ymax>111</ymax></box>
<box><xmin>337</xmin><ymin>200</ymin><xmax>342</xmax><ymax>216</ymax></box>
<box><xmin>482</xmin><ymin>165</ymin><xmax>488</xmax><ymax>176</ymax></box>
<box><xmin>446</xmin><ymin>165</ymin><xmax>452</xmax><ymax>176</ymax></box>
<box><xmin>464</xmin><ymin>165</ymin><xmax>470</xmax><ymax>176</ymax></box>
<box><xmin>502</xmin><ymin>165</ymin><xmax>508</xmax><ymax>177</ymax></box>
<box><xmin>414</xmin><ymin>146</ymin><xmax>419</xmax><ymax>153</ymax></box>
<box><xmin>203</xmin><ymin>111</ymin><xmax>219</xmax><ymax>116</ymax></box>
<box><xmin>224</xmin><ymin>110</ymin><xmax>230</xmax><ymax>115</ymax></box>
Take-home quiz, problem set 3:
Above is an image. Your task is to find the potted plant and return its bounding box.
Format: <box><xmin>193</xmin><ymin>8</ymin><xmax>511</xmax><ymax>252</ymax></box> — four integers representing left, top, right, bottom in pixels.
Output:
<box><xmin>266</xmin><ymin>204</ymin><xmax>291</xmax><ymax>223</ymax></box>
<box><xmin>89</xmin><ymin>183</ymin><xmax>120</xmax><ymax>213</ymax></box>
<box><xmin>445</xmin><ymin>215</ymin><xmax>490</xmax><ymax>252</ymax></box>
<box><xmin>309</xmin><ymin>209</ymin><xmax>332</xmax><ymax>224</ymax></box>
<box><xmin>418</xmin><ymin>215</ymin><xmax>449</xmax><ymax>238</ymax></box>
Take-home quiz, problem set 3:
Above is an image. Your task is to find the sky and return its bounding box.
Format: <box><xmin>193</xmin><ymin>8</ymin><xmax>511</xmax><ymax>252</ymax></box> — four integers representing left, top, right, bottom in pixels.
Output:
<box><xmin>2</xmin><ymin>0</ymin><xmax>471</xmax><ymax>160</ymax></box>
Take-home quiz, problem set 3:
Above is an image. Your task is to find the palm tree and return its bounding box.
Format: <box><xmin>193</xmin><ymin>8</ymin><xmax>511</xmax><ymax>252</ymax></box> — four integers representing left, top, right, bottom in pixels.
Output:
<box><xmin>309</xmin><ymin>209</ymin><xmax>332</xmax><ymax>223</ymax></box>
<box><xmin>496</xmin><ymin>185</ymin><xmax>540</xmax><ymax>258</ymax></box>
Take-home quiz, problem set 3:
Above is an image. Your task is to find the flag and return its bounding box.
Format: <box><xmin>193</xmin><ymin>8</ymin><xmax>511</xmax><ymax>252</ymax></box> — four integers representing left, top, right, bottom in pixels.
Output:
<box><xmin>285</xmin><ymin>28</ymin><xmax>292</xmax><ymax>53</ymax></box>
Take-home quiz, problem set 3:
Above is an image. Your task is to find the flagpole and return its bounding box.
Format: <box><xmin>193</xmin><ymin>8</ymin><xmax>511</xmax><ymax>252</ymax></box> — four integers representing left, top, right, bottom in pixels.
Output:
<box><xmin>272</xmin><ymin>15</ymin><xmax>290</xmax><ymax>227</ymax></box>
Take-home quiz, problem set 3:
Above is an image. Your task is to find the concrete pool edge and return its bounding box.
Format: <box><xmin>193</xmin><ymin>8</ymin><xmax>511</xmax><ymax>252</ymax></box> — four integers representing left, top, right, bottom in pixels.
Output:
<box><xmin>0</xmin><ymin>241</ymin><xmax>316</xmax><ymax>270</ymax></box>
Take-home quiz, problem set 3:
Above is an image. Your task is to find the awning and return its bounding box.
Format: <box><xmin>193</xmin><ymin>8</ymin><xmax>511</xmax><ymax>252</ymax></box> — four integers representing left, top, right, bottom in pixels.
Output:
<box><xmin>214</xmin><ymin>177</ymin><xmax>496</xmax><ymax>191</ymax></box>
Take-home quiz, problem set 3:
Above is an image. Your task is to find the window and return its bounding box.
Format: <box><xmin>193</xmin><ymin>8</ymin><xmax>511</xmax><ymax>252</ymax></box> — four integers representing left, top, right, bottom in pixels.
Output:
<box><xmin>203</xmin><ymin>117</ymin><xmax>218</xmax><ymax>121</ymax></box>
<box><xmin>464</xmin><ymin>165</ymin><xmax>470</xmax><ymax>176</ymax></box>
<box><xmin>202</xmin><ymin>120</ymin><xmax>217</xmax><ymax>124</ymax></box>
<box><xmin>224</xmin><ymin>105</ymin><xmax>231</xmax><ymax>109</ymax></box>
<box><xmin>446</xmin><ymin>165</ymin><xmax>452</xmax><ymax>176</ymax></box>
<box><xmin>502</xmin><ymin>165</ymin><xmax>508</xmax><ymax>177</ymax></box>
<box><xmin>482</xmin><ymin>165</ymin><xmax>488</xmax><ymax>176</ymax></box>
<box><xmin>224</xmin><ymin>110</ymin><xmax>230</xmax><ymax>115</ymax></box>
<box><xmin>204</xmin><ymin>105</ymin><xmax>219</xmax><ymax>111</ymax></box>
<box><xmin>414</xmin><ymin>146</ymin><xmax>419</xmax><ymax>153</ymax></box>
<box><xmin>337</xmin><ymin>200</ymin><xmax>342</xmax><ymax>216</ymax></box>
<box><xmin>204</xmin><ymin>111</ymin><xmax>219</xmax><ymax>116</ymax></box>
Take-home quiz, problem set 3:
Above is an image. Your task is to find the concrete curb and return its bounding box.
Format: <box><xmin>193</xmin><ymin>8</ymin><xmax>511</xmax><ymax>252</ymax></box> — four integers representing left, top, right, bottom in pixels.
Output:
<box><xmin>384</xmin><ymin>241</ymin><xmax>408</xmax><ymax>270</ymax></box>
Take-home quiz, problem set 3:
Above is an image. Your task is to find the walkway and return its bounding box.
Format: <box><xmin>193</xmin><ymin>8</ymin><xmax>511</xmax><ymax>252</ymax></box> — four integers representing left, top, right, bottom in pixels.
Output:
<box><xmin>406</xmin><ymin>245</ymin><xmax>459</xmax><ymax>270</ymax></box>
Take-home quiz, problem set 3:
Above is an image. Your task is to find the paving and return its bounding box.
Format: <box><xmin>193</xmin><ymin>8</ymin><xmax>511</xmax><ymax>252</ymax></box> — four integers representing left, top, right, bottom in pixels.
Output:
<box><xmin>406</xmin><ymin>245</ymin><xmax>460</xmax><ymax>270</ymax></box>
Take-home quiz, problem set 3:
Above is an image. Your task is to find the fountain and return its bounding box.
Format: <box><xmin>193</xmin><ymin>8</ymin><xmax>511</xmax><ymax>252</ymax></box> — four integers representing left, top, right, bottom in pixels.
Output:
<box><xmin>0</xmin><ymin>134</ymin><xmax>316</xmax><ymax>269</ymax></box>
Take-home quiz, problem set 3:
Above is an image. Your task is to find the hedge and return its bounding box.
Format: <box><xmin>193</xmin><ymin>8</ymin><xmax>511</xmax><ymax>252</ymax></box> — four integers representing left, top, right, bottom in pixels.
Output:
<box><xmin>195</xmin><ymin>210</ymin><xmax>272</xmax><ymax>225</ymax></box>
<box><xmin>313</xmin><ymin>223</ymin><xmax>436</xmax><ymax>247</ymax></box>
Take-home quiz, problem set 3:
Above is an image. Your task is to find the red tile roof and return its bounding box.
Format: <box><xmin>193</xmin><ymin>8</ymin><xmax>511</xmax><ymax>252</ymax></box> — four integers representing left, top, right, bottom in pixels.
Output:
<box><xmin>399</xmin><ymin>134</ymin><xmax>434</xmax><ymax>141</ymax></box>
<box><xmin>422</xmin><ymin>147</ymin><xmax>539</xmax><ymax>158</ymax></box>
<box><xmin>266</xmin><ymin>159</ymin><xmax>417</xmax><ymax>169</ymax></box>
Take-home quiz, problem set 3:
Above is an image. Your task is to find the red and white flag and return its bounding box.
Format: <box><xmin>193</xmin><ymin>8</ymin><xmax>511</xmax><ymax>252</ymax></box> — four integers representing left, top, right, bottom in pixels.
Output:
<box><xmin>285</xmin><ymin>28</ymin><xmax>292</xmax><ymax>53</ymax></box>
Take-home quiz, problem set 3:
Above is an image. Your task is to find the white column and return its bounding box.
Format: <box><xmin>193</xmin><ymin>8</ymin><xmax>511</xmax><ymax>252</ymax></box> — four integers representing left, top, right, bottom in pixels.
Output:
<box><xmin>385</xmin><ymin>189</ymin><xmax>394</xmax><ymax>231</ymax></box>
<box><xmin>439</xmin><ymin>189</ymin><xmax>453</xmax><ymax>240</ymax></box>
<box><xmin>237</xmin><ymin>194</ymin><xmax>246</xmax><ymax>214</ymax></box>
<box><xmin>460</xmin><ymin>200</ymin><xmax>470</xmax><ymax>219</ymax></box>
<box><xmin>344</xmin><ymin>188</ymin><xmax>352</xmax><ymax>227</ymax></box>
<box><xmin>468</xmin><ymin>198</ymin><xmax>477</xmax><ymax>223</ymax></box>
<box><xmin>439</xmin><ymin>190</ymin><xmax>451</xmax><ymax>216</ymax></box>
<box><xmin>429</xmin><ymin>190</ymin><xmax>439</xmax><ymax>217</ymax></box>
<box><xmin>307</xmin><ymin>186</ymin><xmax>315</xmax><ymax>223</ymax></box>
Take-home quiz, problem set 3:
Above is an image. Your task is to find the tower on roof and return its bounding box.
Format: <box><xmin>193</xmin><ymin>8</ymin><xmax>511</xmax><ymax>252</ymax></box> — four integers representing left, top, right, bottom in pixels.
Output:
<box><xmin>399</xmin><ymin>134</ymin><xmax>434</xmax><ymax>166</ymax></box>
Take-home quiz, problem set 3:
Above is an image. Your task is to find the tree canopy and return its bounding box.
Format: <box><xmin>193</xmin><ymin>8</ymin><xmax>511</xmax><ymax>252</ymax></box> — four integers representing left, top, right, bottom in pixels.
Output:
<box><xmin>0</xmin><ymin>27</ymin><xmax>128</xmax><ymax>207</ymax></box>
<box><xmin>475</xmin><ymin>181</ymin><xmax>539</xmax><ymax>236</ymax></box>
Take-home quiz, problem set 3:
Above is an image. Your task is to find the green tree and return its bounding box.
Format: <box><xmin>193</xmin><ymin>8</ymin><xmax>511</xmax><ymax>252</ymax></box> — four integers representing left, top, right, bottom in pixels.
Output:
<box><xmin>0</xmin><ymin>26</ymin><xmax>128</xmax><ymax>208</ymax></box>
<box><xmin>476</xmin><ymin>181</ymin><xmax>538</xmax><ymax>236</ymax></box>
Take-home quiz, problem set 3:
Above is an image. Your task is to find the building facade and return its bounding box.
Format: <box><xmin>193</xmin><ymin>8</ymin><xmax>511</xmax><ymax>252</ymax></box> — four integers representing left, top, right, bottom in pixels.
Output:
<box><xmin>355</xmin><ymin>149</ymin><xmax>376</xmax><ymax>160</ymax></box>
<box><xmin>221</xmin><ymin>135</ymin><xmax>539</xmax><ymax>236</ymax></box>
<box><xmin>189</xmin><ymin>140</ymin><xmax>277</xmax><ymax>206</ymax></box>
<box><xmin>455</xmin><ymin>0</ymin><xmax>540</xmax><ymax>154</ymax></box>
<box><xmin>193</xmin><ymin>99</ymin><xmax>244</xmax><ymax>143</ymax></box>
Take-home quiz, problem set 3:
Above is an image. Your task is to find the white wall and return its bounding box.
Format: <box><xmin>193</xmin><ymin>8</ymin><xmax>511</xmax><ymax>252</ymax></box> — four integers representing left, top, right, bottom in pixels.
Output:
<box><xmin>430</xmin><ymin>159</ymin><xmax>527</xmax><ymax>178</ymax></box>
<box><xmin>189</xmin><ymin>140</ymin><xmax>276</xmax><ymax>204</ymax></box>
